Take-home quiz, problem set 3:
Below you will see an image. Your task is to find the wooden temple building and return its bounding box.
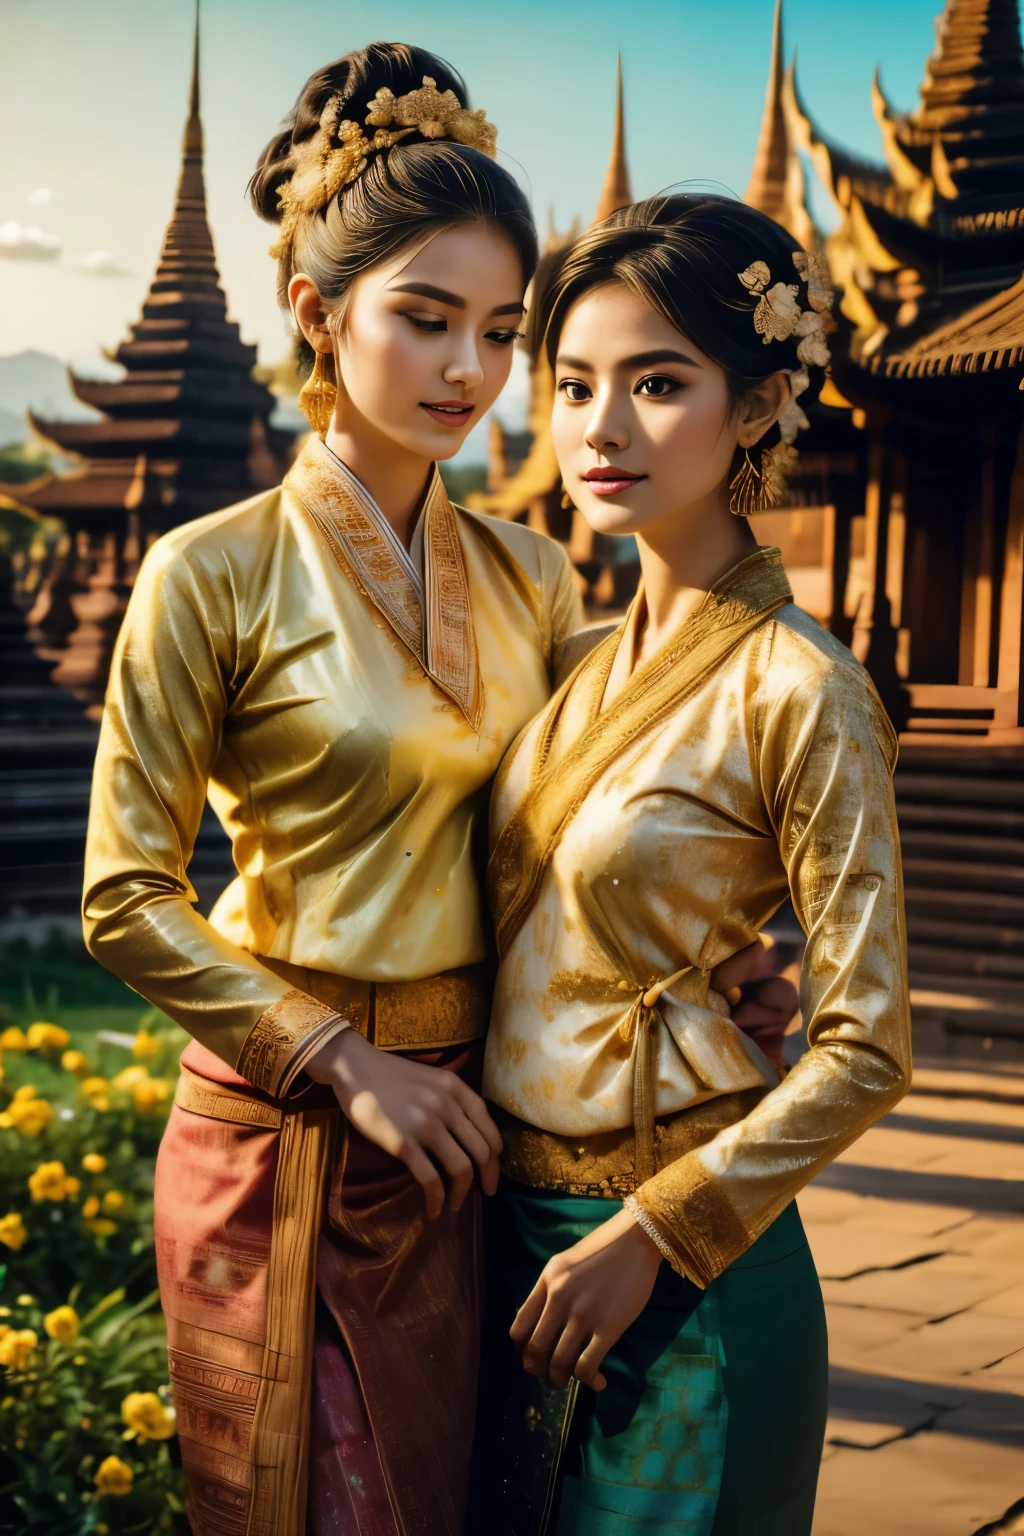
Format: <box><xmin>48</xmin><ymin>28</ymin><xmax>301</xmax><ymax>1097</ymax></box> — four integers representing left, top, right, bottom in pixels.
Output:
<box><xmin>0</xmin><ymin>15</ymin><xmax>274</xmax><ymax>923</ymax></box>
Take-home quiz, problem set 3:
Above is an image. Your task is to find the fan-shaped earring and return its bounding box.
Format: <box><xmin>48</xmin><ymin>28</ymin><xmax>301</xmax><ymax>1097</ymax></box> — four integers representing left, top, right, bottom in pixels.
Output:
<box><xmin>729</xmin><ymin>449</ymin><xmax>762</xmax><ymax>517</ymax></box>
<box><xmin>298</xmin><ymin>349</ymin><xmax>337</xmax><ymax>437</ymax></box>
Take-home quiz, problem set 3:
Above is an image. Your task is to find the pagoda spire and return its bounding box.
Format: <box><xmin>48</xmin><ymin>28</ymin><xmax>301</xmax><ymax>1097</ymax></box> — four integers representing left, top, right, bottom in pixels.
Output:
<box><xmin>158</xmin><ymin>1</ymin><xmax>217</xmax><ymax>285</ymax></box>
<box><xmin>745</xmin><ymin>1</ymin><xmax>814</xmax><ymax>246</ymax></box>
<box><xmin>593</xmin><ymin>56</ymin><xmax>633</xmax><ymax>224</ymax></box>
<box><xmin>914</xmin><ymin>0</ymin><xmax>1024</xmax><ymax>132</ymax></box>
<box><xmin>745</xmin><ymin>0</ymin><xmax>789</xmax><ymax>221</ymax></box>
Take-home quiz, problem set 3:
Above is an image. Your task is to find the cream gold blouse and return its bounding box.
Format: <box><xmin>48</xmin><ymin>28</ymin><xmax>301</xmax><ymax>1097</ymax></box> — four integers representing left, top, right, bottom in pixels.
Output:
<box><xmin>484</xmin><ymin>548</ymin><xmax>911</xmax><ymax>1287</ymax></box>
<box><xmin>83</xmin><ymin>436</ymin><xmax>582</xmax><ymax>1093</ymax></box>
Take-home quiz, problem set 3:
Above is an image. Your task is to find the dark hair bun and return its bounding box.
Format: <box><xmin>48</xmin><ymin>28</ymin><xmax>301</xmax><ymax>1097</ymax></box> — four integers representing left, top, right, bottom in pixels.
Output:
<box><xmin>250</xmin><ymin>42</ymin><xmax>469</xmax><ymax>224</ymax></box>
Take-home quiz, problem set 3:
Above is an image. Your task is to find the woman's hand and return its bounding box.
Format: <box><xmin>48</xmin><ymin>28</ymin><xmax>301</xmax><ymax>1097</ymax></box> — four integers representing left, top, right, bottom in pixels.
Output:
<box><xmin>712</xmin><ymin>935</ymin><xmax>801</xmax><ymax>1064</ymax></box>
<box><xmin>305</xmin><ymin>1030</ymin><xmax>503</xmax><ymax>1219</ymax></box>
<box><xmin>510</xmin><ymin>1206</ymin><xmax>662</xmax><ymax>1392</ymax></box>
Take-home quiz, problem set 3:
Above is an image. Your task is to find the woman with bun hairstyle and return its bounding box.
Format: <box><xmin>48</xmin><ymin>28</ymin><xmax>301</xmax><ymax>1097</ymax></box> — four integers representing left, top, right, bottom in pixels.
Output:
<box><xmin>480</xmin><ymin>195</ymin><xmax>911</xmax><ymax>1535</ymax></box>
<box><xmin>82</xmin><ymin>45</ymin><xmax>796</xmax><ymax>1536</ymax></box>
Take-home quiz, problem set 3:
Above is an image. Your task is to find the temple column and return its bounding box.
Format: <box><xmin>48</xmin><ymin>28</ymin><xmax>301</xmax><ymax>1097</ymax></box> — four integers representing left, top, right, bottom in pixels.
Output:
<box><xmin>854</xmin><ymin>421</ymin><xmax>909</xmax><ymax>729</ymax></box>
<box><xmin>995</xmin><ymin>419</ymin><xmax>1024</xmax><ymax>729</ymax></box>
<box><xmin>960</xmin><ymin>424</ymin><xmax>998</xmax><ymax>687</ymax></box>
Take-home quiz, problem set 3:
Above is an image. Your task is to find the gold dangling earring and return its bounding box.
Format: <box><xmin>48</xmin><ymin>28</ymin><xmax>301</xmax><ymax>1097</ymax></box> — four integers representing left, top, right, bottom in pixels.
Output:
<box><xmin>729</xmin><ymin>448</ymin><xmax>762</xmax><ymax>517</ymax></box>
<box><xmin>560</xmin><ymin>482</ymin><xmax>574</xmax><ymax>511</ymax></box>
<box><xmin>298</xmin><ymin>348</ymin><xmax>337</xmax><ymax>437</ymax></box>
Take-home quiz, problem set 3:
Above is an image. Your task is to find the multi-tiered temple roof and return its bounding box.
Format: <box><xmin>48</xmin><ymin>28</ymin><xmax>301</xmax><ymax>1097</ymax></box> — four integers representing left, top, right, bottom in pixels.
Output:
<box><xmin>9</xmin><ymin>15</ymin><xmax>282</xmax><ymax>530</ymax></box>
<box><xmin>788</xmin><ymin>0</ymin><xmax>1024</xmax><ymax>376</ymax></box>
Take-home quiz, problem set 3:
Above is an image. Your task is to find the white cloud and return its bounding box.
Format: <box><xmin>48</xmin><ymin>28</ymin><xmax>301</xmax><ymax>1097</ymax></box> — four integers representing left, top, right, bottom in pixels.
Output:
<box><xmin>70</xmin><ymin>249</ymin><xmax>133</xmax><ymax>278</ymax></box>
<box><xmin>27</xmin><ymin>188</ymin><xmax>51</xmax><ymax>206</ymax></box>
<box><xmin>0</xmin><ymin>220</ymin><xmax>61</xmax><ymax>261</ymax></box>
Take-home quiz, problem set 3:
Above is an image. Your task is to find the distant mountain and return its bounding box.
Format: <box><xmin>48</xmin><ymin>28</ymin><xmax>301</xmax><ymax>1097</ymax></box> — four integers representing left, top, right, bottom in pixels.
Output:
<box><xmin>0</xmin><ymin>408</ymin><xmax>25</xmax><ymax>449</ymax></box>
<box><xmin>0</xmin><ymin>350</ymin><xmax>103</xmax><ymax>444</ymax></box>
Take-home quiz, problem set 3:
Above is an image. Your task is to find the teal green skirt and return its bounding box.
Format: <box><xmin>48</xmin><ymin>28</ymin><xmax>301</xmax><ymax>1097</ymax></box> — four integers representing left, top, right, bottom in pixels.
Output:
<box><xmin>474</xmin><ymin>1182</ymin><xmax>827</xmax><ymax>1536</ymax></box>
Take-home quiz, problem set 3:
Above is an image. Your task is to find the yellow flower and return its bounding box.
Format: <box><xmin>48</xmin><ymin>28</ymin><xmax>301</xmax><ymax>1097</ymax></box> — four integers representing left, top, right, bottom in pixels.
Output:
<box><xmin>82</xmin><ymin>1196</ymin><xmax>100</xmax><ymax>1219</ymax></box>
<box><xmin>61</xmin><ymin>1049</ymin><xmax>89</xmax><ymax>1075</ymax></box>
<box><xmin>82</xmin><ymin>1153</ymin><xmax>106</xmax><ymax>1174</ymax></box>
<box><xmin>0</xmin><ymin>1115</ymin><xmax>11</xmax><ymax>1129</ymax></box>
<box><xmin>43</xmin><ymin>1305</ymin><xmax>79</xmax><ymax>1343</ymax></box>
<box><xmin>0</xmin><ymin>1028</ymin><xmax>26</xmax><ymax>1052</ymax></box>
<box><xmin>80</xmin><ymin>1077</ymin><xmax>110</xmax><ymax>1111</ymax></box>
<box><xmin>25</xmin><ymin>1022</ymin><xmax>70</xmax><ymax>1053</ymax></box>
<box><xmin>131</xmin><ymin>1077</ymin><xmax>171</xmax><ymax>1112</ymax></box>
<box><xmin>64</xmin><ymin>1176</ymin><xmax>81</xmax><ymax>1197</ymax></box>
<box><xmin>0</xmin><ymin>1330</ymin><xmax>37</xmax><ymax>1371</ymax></box>
<box><xmin>79</xmin><ymin>1414</ymin><xmax>91</xmax><ymax>1427</ymax></box>
<box><xmin>101</xmin><ymin>1190</ymin><xmax>125</xmax><ymax>1215</ymax></box>
<box><xmin>94</xmin><ymin>1455</ymin><xmax>134</xmax><ymax>1496</ymax></box>
<box><xmin>112</xmin><ymin>1065</ymin><xmax>148</xmax><ymax>1091</ymax></box>
<box><xmin>12</xmin><ymin>1085</ymin><xmax>36</xmax><ymax>1103</ymax></box>
<box><xmin>84</xmin><ymin>1218</ymin><xmax>117</xmax><ymax>1237</ymax></box>
<box><xmin>0</xmin><ymin>1213</ymin><xmax>26</xmax><ymax>1251</ymax></box>
<box><xmin>7</xmin><ymin>1096</ymin><xmax>52</xmax><ymax>1139</ymax></box>
<box><xmin>28</xmin><ymin>1161</ymin><xmax>69</xmax><ymax>1203</ymax></box>
<box><xmin>15</xmin><ymin>1295</ymin><xmax>34</xmax><ymax>1306</ymax></box>
<box><xmin>132</xmin><ymin>1029</ymin><xmax>159</xmax><ymax>1059</ymax></box>
<box><xmin>121</xmin><ymin>1390</ymin><xmax>176</xmax><ymax>1442</ymax></box>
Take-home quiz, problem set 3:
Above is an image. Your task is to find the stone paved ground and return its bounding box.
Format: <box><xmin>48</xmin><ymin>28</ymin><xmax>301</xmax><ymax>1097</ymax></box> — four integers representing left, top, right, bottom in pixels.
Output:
<box><xmin>801</xmin><ymin>1059</ymin><xmax>1024</xmax><ymax>1536</ymax></box>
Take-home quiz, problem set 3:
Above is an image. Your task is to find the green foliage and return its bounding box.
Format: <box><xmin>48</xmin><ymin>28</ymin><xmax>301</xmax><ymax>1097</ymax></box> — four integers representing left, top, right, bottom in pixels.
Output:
<box><xmin>0</xmin><ymin>1289</ymin><xmax>184</xmax><ymax>1534</ymax></box>
<box><xmin>439</xmin><ymin>460</ymin><xmax>488</xmax><ymax>504</ymax></box>
<box><xmin>0</xmin><ymin>931</ymin><xmax>143</xmax><ymax>1019</ymax></box>
<box><xmin>0</xmin><ymin>1008</ymin><xmax>187</xmax><ymax>1534</ymax></box>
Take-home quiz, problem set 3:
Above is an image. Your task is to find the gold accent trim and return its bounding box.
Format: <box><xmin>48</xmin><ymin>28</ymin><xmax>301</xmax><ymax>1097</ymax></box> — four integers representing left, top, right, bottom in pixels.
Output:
<box><xmin>247</xmin><ymin>1109</ymin><xmax>336</xmax><ymax>1536</ymax></box>
<box><xmin>373</xmin><ymin>966</ymin><xmax>492</xmax><ymax>1050</ymax></box>
<box><xmin>236</xmin><ymin>989</ymin><xmax>342</xmax><ymax>1097</ymax></box>
<box><xmin>493</xmin><ymin>1091</ymin><xmax>764</xmax><ymax>1199</ymax></box>
<box><xmin>174</xmin><ymin>1066</ymin><xmax>283</xmax><ymax>1129</ymax></box>
<box><xmin>488</xmin><ymin>548</ymin><xmax>792</xmax><ymax>961</ymax></box>
<box><xmin>631</xmin><ymin>1154</ymin><xmax>751</xmax><ymax>1289</ymax></box>
<box><xmin>624</xmin><ymin>1194</ymin><xmax>680</xmax><ymax>1270</ymax></box>
<box><xmin>285</xmin><ymin>438</ymin><xmax>484</xmax><ymax>729</ymax></box>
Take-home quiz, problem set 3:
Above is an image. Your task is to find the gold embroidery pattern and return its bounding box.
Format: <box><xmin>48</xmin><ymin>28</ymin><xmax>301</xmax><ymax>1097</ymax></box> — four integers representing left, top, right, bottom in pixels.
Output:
<box><xmin>488</xmin><ymin>549</ymin><xmax>793</xmax><ymax>960</ymax></box>
<box><xmin>632</xmin><ymin>1154</ymin><xmax>751</xmax><ymax>1288</ymax></box>
<box><xmin>236</xmin><ymin>990</ymin><xmax>341</xmax><ymax>1097</ymax></box>
<box><xmin>494</xmin><ymin>1091</ymin><xmax>764</xmax><ymax>1199</ymax></box>
<box><xmin>285</xmin><ymin>438</ymin><xmax>484</xmax><ymax>730</ymax></box>
<box><xmin>174</xmin><ymin>1068</ymin><xmax>283</xmax><ymax>1129</ymax></box>
<box><xmin>424</xmin><ymin>478</ymin><xmax>484</xmax><ymax>732</ymax></box>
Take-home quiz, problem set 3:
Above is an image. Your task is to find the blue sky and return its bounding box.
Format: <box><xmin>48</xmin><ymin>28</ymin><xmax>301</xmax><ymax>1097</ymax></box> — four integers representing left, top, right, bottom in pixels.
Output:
<box><xmin>0</xmin><ymin>0</ymin><xmax>996</xmax><ymax>387</ymax></box>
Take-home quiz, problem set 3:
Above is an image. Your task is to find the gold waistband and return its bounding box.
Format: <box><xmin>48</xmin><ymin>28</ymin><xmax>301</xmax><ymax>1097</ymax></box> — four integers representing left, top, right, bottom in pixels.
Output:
<box><xmin>174</xmin><ymin>1064</ymin><xmax>289</xmax><ymax>1127</ymax></box>
<box><xmin>257</xmin><ymin>956</ymin><xmax>494</xmax><ymax>1051</ymax></box>
<box><xmin>492</xmin><ymin>1089</ymin><xmax>766</xmax><ymax>1199</ymax></box>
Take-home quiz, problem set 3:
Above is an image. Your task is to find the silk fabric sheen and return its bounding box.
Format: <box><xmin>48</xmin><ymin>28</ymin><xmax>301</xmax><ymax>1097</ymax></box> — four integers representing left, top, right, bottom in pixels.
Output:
<box><xmin>82</xmin><ymin>436</ymin><xmax>581</xmax><ymax>1086</ymax></box>
<box><xmin>484</xmin><ymin>548</ymin><xmax>912</xmax><ymax>1286</ymax></box>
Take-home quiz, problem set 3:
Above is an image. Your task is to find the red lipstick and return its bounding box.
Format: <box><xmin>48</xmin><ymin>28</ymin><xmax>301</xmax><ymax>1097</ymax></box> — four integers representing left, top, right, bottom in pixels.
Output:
<box><xmin>419</xmin><ymin>399</ymin><xmax>475</xmax><ymax>428</ymax></box>
<box><xmin>581</xmin><ymin>466</ymin><xmax>647</xmax><ymax>496</ymax></box>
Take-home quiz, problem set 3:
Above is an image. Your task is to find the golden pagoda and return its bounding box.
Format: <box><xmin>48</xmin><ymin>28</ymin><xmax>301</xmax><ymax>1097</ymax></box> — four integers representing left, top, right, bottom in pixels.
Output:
<box><xmin>468</xmin><ymin>58</ymin><xmax>641</xmax><ymax>613</ymax></box>
<box><xmin>0</xmin><ymin>8</ymin><xmax>285</xmax><ymax>709</ymax></box>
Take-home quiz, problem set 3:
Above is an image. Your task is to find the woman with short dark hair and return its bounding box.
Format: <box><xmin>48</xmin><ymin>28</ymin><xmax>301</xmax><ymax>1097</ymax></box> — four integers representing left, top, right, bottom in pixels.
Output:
<box><xmin>479</xmin><ymin>194</ymin><xmax>911</xmax><ymax>1535</ymax></box>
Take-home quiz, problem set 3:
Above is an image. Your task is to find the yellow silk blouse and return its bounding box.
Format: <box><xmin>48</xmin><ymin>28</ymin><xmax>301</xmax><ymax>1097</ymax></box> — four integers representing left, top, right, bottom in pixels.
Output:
<box><xmin>83</xmin><ymin>436</ymin><xmax>582</xmax><ymax>1093</ymax></box>
<box><xmin>484</xmin><ymin>548</ymin><xmax>911</xmax><ymax>1287</ymax></box>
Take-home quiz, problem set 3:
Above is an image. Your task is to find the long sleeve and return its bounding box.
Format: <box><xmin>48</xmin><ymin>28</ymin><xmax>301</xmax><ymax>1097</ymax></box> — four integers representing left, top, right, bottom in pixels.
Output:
<box><xmin>631</xmin><ymin>663</ymin><xmax>911</xmax><ymax>1287</ymax></box>
<box><xmin>82</xmin><ymin>535</ymin><xmax>343</xmax><ymax>1093</ymax></box>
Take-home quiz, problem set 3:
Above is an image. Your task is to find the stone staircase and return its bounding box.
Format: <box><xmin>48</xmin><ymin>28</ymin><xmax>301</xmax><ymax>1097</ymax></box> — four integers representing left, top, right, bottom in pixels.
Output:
<box><xmin>896</xmin><ymin>745</ymin><xmax>1024</xmax><ymax>1062</ymax></box>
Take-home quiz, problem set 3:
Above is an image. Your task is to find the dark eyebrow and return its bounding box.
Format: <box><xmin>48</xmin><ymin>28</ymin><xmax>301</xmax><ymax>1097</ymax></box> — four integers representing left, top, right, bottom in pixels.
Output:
<box><xmin>389</xmin><ymin>282</ymin><xmax>467</xmax><ymax>310</ymax></box>
<box><xmin>388</xmin><ymin>282</ymin><xmax>524</xmax><ymax>318</ymax></box>
<box><xmin>555</xmin><ymin>348</ymin><xmax>703</xmax><ymax>371</ymax></box>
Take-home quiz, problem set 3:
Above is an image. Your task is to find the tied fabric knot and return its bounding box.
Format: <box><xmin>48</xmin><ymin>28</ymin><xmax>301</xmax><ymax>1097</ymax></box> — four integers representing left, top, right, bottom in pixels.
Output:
<box><xmin>618</xmin><ymin>965</ymin><xmax>698</xmax><ymax>1183</ymax></box>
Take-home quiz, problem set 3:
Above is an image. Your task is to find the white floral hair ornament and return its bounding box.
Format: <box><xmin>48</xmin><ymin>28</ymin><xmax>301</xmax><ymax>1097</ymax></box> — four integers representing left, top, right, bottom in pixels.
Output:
<box><xmin>270</xmin><ymin>77</ymin><xmax>498</xmax><ymax>262</ymax></box>
<box><xmin>731</xmin><ymin>250</ymin><xmax>836</xmax><ymax>513</ymax></box>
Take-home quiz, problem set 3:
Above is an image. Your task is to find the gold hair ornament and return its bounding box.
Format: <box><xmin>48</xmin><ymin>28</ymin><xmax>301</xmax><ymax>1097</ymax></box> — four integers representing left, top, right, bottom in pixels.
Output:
<box><xmin>732</xmin><ymin>249</ymin><xmax>835</xmax><ymax>512</ymax></box>
<box><xmin>271</xmin><ymin>78</ymin><xmax>498</xmax><ymax>262</ymax></box>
